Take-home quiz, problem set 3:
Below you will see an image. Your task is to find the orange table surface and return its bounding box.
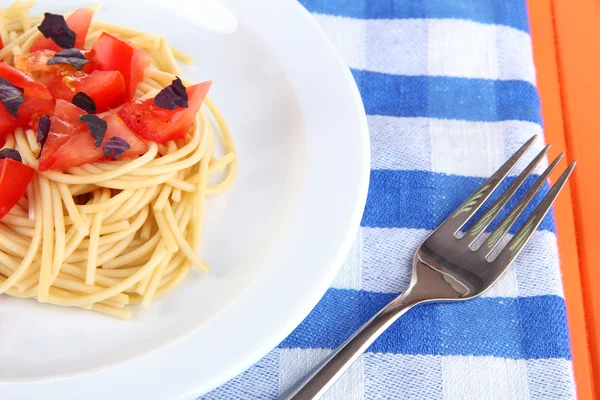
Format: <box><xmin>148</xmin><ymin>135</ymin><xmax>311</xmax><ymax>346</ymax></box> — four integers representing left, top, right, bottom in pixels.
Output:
<box><xmin>528</xmin><ymin>1</ymin><xmax>599</xmax><ymax>399</ymax></box>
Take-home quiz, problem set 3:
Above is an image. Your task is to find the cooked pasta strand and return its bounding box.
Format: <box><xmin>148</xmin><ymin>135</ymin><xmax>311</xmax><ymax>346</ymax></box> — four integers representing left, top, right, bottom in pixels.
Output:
<box><xmin>0</xmin><ymin>5</ymin><xmax>236</xmax><ymax>318</ymax></box>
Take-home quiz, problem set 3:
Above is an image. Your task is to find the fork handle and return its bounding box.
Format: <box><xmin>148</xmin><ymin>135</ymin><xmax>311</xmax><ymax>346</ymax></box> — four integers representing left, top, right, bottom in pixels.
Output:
<box><xmin>277</xmin><ymin>289</ymin><xmax>420</xmax><ymax>400</ymax></box>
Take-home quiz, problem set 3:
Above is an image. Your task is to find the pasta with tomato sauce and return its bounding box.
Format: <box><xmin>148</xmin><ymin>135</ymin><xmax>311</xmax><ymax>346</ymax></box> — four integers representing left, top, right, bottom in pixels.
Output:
<box><xmin>0</xmin><ymin>2</ymin><xmax>237</xmax><ymax>319</ymax></box>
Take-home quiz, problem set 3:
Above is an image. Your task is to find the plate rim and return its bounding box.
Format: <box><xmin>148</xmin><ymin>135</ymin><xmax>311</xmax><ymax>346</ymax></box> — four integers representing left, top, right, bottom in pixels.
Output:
<box><xmin>0</xmin><ymin>0</ymin><xmax>370</xmax><ymax>397</ymax></box>
<box><xmin>187</xmin><ymin>1</ymin><xmax>370</xmax><ymax>393</ymax></box>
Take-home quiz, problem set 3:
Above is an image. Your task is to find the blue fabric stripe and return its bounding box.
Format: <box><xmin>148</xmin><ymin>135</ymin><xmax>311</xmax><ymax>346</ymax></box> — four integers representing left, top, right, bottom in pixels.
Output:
<box><xmin>362</xmin><ymin>170</ymin><xmax>555</xmax><ymax>233</ymax></box>
<box><xmin>279</xmin><ymin>289</ymin><xmax>571</xmax><ymax>360</ymax></box>
<box><xmin>351</xmin><ymin>70</ymin><xmax>541</xmax><ymax>124</ymax></box>
<box><xmin>299</xmin><ymin>0</ymin><xmax>529</xmax><ymax>32</ymax></box>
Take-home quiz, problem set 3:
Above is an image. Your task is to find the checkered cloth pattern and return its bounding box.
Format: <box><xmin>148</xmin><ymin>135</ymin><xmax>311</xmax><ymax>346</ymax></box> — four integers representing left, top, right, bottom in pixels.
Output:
<box><xmin>203</xmin><ymin>0</ymin><xmax>576</xmax><ymax>398</ymax></box>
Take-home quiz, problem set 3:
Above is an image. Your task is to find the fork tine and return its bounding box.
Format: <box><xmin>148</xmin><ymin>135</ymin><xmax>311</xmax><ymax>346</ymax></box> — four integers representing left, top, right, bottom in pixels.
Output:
<box><xmin>440</xmin><ymin>136</ymin><xmax>537</xmax><ymax>235</ymax></box>
<box><xmin>491</xmin><ymin>161</ymin><xmax>576</xmax><ymax>267</ymax></box>
<box><xmin>465</xmin><ymin>144</ymin><xmax>550</xmax><ymax>245</ymax></box>
<box><xmin>479</xmin><ymin>153</ymin><xmax>564</xmax><ymax>257</ymax></box>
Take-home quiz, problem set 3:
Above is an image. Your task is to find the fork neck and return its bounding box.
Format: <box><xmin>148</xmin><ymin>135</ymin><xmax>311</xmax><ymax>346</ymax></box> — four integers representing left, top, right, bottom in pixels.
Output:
<box><xmin>390</xmin><ymin>255</ymin><xmax>475</xmax><ymax>311</ymax></box>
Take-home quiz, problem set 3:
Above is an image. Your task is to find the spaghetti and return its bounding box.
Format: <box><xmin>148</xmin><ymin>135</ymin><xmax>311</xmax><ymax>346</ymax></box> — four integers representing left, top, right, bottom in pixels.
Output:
<box><xmin>0</xmin><ymin>1</ymin><xmax>237</xmax><ymax>319</ymax></box>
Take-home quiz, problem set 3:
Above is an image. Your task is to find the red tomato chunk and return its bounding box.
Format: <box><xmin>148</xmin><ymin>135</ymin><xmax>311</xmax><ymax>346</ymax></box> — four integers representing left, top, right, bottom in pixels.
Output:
<box><xmin>30</xmin><ymin>8</ymin><xmax>94</xmax><ymax>52</ymax></box>
<box><xmin>0</xmin><ymin>158</ymin><xmax>35</xmax><ymax>219</ymax></box>
<box><xmin>39</xmin><ymin>100</ymin><xmax>147</xmax><ymax>172</ymax></box>
<box><xmin>118</xmin><ymin>81</ymin><xmax>211</xmax><ymax>143</ymax></box>
<box><xmin>0</xmin><ymin>62</ymin><xmax>54</xmax><ymax>144</ymax></box>
<box><xmin>91</xmin><ymin>33</ymin><xmax>149</xmax><ymax>101</ymax></box>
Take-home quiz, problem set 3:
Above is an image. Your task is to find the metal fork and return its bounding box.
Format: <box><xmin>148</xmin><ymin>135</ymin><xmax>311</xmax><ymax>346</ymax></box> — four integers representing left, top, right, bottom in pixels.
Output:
<box><xmin>279</xmin><ymin>136</ymin><xmax>575</xmax><ymax>400</ymax></box>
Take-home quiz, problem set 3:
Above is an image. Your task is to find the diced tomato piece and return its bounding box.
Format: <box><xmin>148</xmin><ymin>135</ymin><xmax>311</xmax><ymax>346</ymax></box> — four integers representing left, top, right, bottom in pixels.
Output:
<box><xmin>0</xmin><ymin>117</ymin><xmax>16</xmax><ymax>144</ymax></box>
<box><xmin>91</xmin><ymin>33</ymin><xmax>148</xmax><ymax>100</ymax></box>
<box><xmin>100</xmin><ymin>113</ymin><xmax>148</xmax><ymax>158</ymax></box>
<box><xmin>0</xmin><ymin>36</ymin><xmax>3</xmax><ymax>50</ymax></box>
<box><xmin>0</xmin><ymin>96</ymin><xmax>55</xmax><ymax>128</ymax></box>
<box><xmin>45</xmin><ymin>133</ymin><xmax>98</xmax><ymax>171</ymax></box>
<box><xmin>49</xmin><ymin>113</ymin><xmax>147</xmax><ymax>171</ymax></box>
<box><xmin>15</xmin><ymin>50</ymin><xmax>67</xmax><ymax>74</ymax></box>
<box><xmin>0</xmin><ymin>96</ymin><xmax>54</xmax><ymax>141</ymax></box>
<box><xmin>35</xmin><ymin>71</ymin><xmax>78</xmax><ymax>100</ymax></box>
<box><xmin>39</xmin><ymin>103</ymin><xmax>147</xmax><ymax>172</ymax></box>
<box><xmin>16</xmin><ymin>96</ymin><xmax>55</xmax><ymax>121</ymax></box>
<box><xmin>35</xmin><ymin>69</ymin><xmax>126</xmax><ymax>113</ymax></box>
<box><xmin>0</xmin><ymin>62</ymin><xmax>52</xmax><ymax>99</ymax></box>
<box><xmin>0</xmin><ymin>62</ymin><xmax>54</xmax><ymax>142</ymax></box>
<box><xmin>118</xmin><ymin>81</ymin><xmax>211</xmax><ymax>143</ymax></box>
<box><xmin>30</xmin><ymin>8</ymin><xmax>94</xmax><ymax>52</ymax></box>
<box><xmin>15</xmin><ymin>49</ymin><xmax>96</xmax><ymax>75</ymax></box>
<box><xmin>0</xmin><ymin>158</ymin><xmax>35</xmax><ymax>219</ymax></box>
<box><xmin>38</xmin><ymin>100</ymin><xmax>87</xmax><ymax>172</ymax></box>
<box><xmin>78</xmin><ymin>71</ymin><xmax>127</xmax><ymax>112</ymax></box>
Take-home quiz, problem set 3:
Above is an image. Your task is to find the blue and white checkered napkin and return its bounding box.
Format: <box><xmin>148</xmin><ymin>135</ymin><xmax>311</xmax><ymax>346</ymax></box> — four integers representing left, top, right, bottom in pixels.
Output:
<box><xmin>204</xmin><ymin>0</ymin><xmax>576</xmax><ymax>398</ymax></box>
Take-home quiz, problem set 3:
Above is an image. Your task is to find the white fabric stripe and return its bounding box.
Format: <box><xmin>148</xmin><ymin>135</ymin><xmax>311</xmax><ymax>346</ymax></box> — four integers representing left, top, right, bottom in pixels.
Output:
<box><xmin>361</xmin><ymin>228</ymin><xmax>562</xmax><ymax>298</ymax></box>
<box><xmin>513</xmin><ymin>231</ymin><xmax>564</xmax><ymax>298</ymax></box>
<box><xmin>368</xmin><ymin>115</ymin><xmax>546</xmax><ymax>176</ymax></box>
<box><xmin>484</xmin><ymin>263</ymin><xmax>519</xmax><ymax>298</ymax></box>
<box><xmin>368</xmin><ymin>116</ymin><xmax>432</xmax><ymax>172</ymax></box>
<box><xmin>525</xmin><ymin>358</ymin><xmax>576</xmax><ymax>400</ymax></box>
<box><xmin>364</xmin><ymin>353</ymin><xmax>443</xmax><ymax>399</ymax></box>
<box><xmin>361</xmin><ymin>227</ymin><xmax>427</xmax><ymax>293</ymax></box>
<box><xmin>428</xmin><ymin>19</ymin><xmax>499</xmax><ymax>80</ymax></box>
<box><xmin>496</xmin><ymin>25</ymin><xmax>536</xmax><ymax>84</ymax></box>
<box><xmin>441</xmin><ymin>356</ymin><xmax>530</xmax><ymax>400</ymax></box>
<box><xmin>278</xmin><ymin>349</ymin><xmax>364</xmax><ymax>399</ymax></box>
<box><xmin>331</xmin><ymin>232</ymin><xmax>362</xmax><ymax>290</ymax></box>
<box><xmin>429</xmin><ymin>119</ymin><xmax>506</xmax><ymax>178</ymax></box>
<box><xmin>311</xmin><ymin>14</ymin><xmax>535</xmax><ymax>84</ymax></box>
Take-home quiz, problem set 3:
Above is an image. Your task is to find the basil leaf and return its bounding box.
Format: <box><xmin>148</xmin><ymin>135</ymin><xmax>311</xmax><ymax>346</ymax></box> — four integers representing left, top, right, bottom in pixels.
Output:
<box><xmin>37</xmin><ymin>115</ymin><xmax>51</xmax><ymax>143</ymax></box>
<box><xmin>153</xmin><ymin>77</ymin><xmax>188</xmax><ymax>110</ymax></box>
<box><xmin>79</xmin><ymin>114</ymin><xmax>107</xmax><ymax>148</ymax></box>
<box><xmin>37</xmin><ymin>12</ymin><xmax>76</xmax><ymax>49</ymax></box>
<box><xmin>0</xmin><ymin>149</ymin><xmax>23</xmax><ymax>163</ymax></box>
<box><xmin>0</xmin><ymin>77</ymin><xmax>25</xmax><ymax>118</ymax></box>
<box><xmin>103</xmin><ymin>137</ymin><xmax>130</xmax><ymax>160</ymax></box>
<box><xmin>47</xmin><ymin>48</ymin><xmax>89</xmax><ymax>71</ymax></box>
<box><xmin>72</xmin><ymin>92</ymin><xmax>96</xmax><ymax>114</ymax></box>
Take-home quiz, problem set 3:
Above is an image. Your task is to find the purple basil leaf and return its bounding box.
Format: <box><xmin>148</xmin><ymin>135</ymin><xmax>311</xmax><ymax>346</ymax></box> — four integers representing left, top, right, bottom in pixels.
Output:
<box><xmin>0</xmin><ymin>149</ymin><xmax>23</xmax><ymax>163</ymax></box>
<box><xmin>47</xmin><ymin>48</ymin><xmax>89</xmax><ymax>71</ymax></box>
<box><xmin>103</xmin><ymin>137</ymin><xmax>130</xmax><ymax>160</ymax></box>
<box><xmin>153</xmin><ymin>77</ymin><xmax>188</xmax><ymax>110</ymax></box>
<box><xmin>35</xmin><ymin>114</ymin><xmax>51</xmax><ymax>159</ymax></box>
<box><xmin>78</xmin><ymin>114</ymin><xmax>107</xmax><ymax>148</ymax></box>
<box><xmin>37</xmin><ymin>114</ymin><xmax>51</xmax><ymax>143</ymax></box>
<box><xmin>0</xmin><ymin>77</ymin><xmax>25</xmax><ymax>118</ymax></box>
<box><xmin>72</xmin><ymin>92</ymin><xmax>96</xmax><ymax>114</ymax></box>
<box><xmin>37</xmin><ymin>12</ymin><xmax>76</xmax><ymax>49</ymax></box>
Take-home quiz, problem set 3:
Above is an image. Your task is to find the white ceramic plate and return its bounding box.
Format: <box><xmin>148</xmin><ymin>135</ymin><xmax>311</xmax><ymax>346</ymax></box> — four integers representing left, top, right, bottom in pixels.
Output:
<box><xmin>0</xmin><ymin>0</ymin><xmax>370</xmax><ymax>398</ymax></box>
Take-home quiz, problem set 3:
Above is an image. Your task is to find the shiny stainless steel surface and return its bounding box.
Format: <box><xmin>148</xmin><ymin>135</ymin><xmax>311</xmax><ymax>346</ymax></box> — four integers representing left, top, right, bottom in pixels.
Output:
<box><xmin>279</xmin><ymin>136</ymin><xmax>575</xmax><ymax>400</ymax></box>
